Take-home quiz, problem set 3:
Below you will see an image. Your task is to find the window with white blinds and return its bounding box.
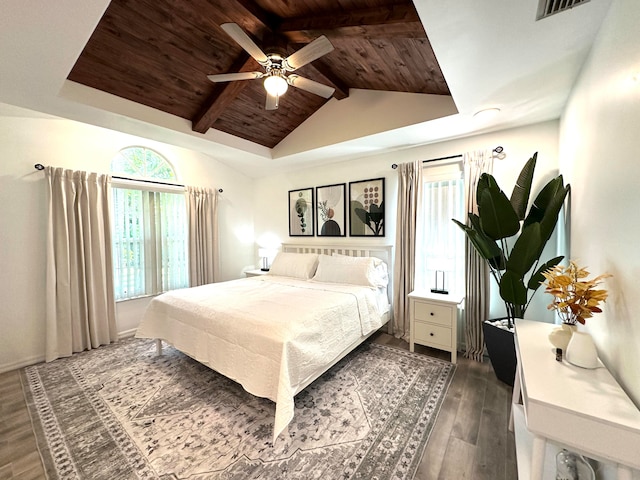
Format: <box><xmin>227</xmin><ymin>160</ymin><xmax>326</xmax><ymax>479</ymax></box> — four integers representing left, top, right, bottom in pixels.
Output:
<box><xmin>415</xmin><ymin>162</ymin><xmax>465</xmax><ymax>295</ymax></box>
<box><xmin>110</xmin><ymin>147</ymin><xmax>188</xmax><ymax>300</ymax></box>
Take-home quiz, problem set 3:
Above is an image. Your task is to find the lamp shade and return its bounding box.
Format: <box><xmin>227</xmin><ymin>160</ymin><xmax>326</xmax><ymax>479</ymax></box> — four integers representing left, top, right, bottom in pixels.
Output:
<box><xmin>258</xmin><ymin>248</ymin><xmax>269</xmax><ymax>258</ymax></box>
<box><xmin>264</xmin><ymin>75</ymin><xmax>288</xmax><ymax>96</ymax></box>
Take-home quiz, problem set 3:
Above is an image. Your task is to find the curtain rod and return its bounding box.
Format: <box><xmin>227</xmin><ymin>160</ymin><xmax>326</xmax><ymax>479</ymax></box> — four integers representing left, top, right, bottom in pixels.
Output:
<box><xmin>391</xmin><ymin>146</ymin><xmax>504</xmax><ymax>169</ymax></box>
<box><xmin>34</xmin><ymin>164</ymin><xmax>223</xmax><ymax>193</ymax></box>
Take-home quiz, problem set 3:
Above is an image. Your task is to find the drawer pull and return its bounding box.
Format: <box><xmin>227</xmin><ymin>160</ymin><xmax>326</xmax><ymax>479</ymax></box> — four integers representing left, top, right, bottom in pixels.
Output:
<box><xmin>430</xmin><ymin>312</ymin><xmax>434</xmax><ymax>316</ymax></box>
<box><xmin>430</xmin><ymin>332</ymin><xmax>435</xmax><ymax>336</ymax></box>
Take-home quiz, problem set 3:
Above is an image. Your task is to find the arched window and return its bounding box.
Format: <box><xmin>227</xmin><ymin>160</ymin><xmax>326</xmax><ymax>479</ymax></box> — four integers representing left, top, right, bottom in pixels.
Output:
<box><xmin>110</xmin><ymin>148</ymin><xmax>188</xmax><ymax>300</ymax></box>
<box><xmin>111</xmin><ymin>147</ymin><xmax>177</xmax><ymax>181</ymax></box>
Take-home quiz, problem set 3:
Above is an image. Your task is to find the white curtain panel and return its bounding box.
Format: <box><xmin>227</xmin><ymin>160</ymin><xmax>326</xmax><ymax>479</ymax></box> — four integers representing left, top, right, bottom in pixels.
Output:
<box><xmin>392</xmin><ymin>161</ymin><xmax>423</xmax><ymax>339</ymax></box>
<box><xmin>150</xmin><ymin>191</ymin><xmax>189</xmax><ymax>293</ymax></box>
<box><xmin>462</xmin><ymin>150</ymin><xmax>494</xmax><ymax>361</ymax></box>
<box><xmin>45</xmin><ymin>167</ymin><xmax>117</xmax><ymax>362</ymax></box>
<box><xmin>187</xmin><ymin>186</ymin><xmax>219</xmax><ymax>287</ymax></box>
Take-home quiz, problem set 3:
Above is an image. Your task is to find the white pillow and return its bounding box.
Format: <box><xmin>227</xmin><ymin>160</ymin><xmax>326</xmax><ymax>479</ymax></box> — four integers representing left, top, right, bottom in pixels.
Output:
<box><xmin>311</xmin><ymin>254</ymin><xmax>388</xmax><ymax>288</ymax></box>
<box><xmin>268</xmin><ymin>252</ymin><xmax>319</xmax><ymax>279</ymax></box>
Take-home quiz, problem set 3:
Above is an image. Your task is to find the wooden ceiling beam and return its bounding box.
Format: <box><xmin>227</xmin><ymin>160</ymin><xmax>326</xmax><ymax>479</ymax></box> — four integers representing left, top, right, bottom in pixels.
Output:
<box><xmin>192</xmin><ymin>54</ymin><xmax>261</xmax><ymax>133</ymax></box>
<box><xmin>227</xmin><ymin>0</ymin><xmax>279</xmax><ymax>32</ymax></box>
<box><xmin>278</xmin><ymin>4</ymin><xmax>425</xmax><ymax>42</ymax></box>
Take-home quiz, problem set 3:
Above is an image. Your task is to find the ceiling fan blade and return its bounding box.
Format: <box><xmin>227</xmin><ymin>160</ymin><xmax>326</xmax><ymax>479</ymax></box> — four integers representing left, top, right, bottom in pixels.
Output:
<box><xmin>221</xmin><ymin>23</ymin><xmax>269</xmax><ymax>65</ymax></box>
<box><xmin>207</xmin><ymin>72</ymin><xmax>263</xmax><ymax>83</ymax></box>
<box><xmin>265</xmin><ymin>93</ymin><xmax>278</xmax><ymax>111</ymax></box>
<box><xmin>288</xmin><ymin>75</ymin><xmax>335</xmax><ymax>98</ymax></box>
<box><xmin>284</xmin><ymin>36</ymin><xmax>334</xmax><ymax>71</ymax></box>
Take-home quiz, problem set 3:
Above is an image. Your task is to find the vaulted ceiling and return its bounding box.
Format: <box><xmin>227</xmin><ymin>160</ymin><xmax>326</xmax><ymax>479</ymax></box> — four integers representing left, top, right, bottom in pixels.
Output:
<box><xmin>67</xmin><ymin>0</ymin><xmax>450</xmax><ymax>149</ymax></box>
<box><xmin>1</xmin><ymin>0</ymin><xmax>614</xmax><ymax>177</ymax></box>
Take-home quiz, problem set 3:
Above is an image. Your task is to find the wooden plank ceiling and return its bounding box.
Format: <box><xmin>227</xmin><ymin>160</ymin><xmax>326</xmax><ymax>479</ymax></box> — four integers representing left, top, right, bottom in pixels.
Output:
<box><xmin>68</xmin><ymin>0</ymin><xmax>450</xmax><ymax>149</ymax></box>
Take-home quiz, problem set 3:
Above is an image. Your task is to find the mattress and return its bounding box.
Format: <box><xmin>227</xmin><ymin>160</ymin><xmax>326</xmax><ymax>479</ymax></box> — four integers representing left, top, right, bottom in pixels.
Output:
<box><xmin>135</xmin><ymin>275</ymin><xmax>389</xmax><ymax>442</ymax></box>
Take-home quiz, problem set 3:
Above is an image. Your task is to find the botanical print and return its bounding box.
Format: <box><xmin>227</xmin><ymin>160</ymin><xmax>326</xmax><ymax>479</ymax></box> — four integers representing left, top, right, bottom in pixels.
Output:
<box><xmin>349</xmin><ymin>178</ymin><xmax>385</xmax><ymax>236</ymax></box>
<box><xmin>289</xmin><ymin>188</ymin><xmax>314</xmax><ymax>236</ymax></box>
<box><xmin>316</xmin><ymin>183</ymin><xmax>346</xmax><ymax>237</ymax></box>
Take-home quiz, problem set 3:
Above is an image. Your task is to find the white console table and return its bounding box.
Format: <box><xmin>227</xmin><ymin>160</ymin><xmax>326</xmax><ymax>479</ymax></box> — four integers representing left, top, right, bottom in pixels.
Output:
<box><xmin>511</xmin><ymin>319</ymin><xmax>640</xmax><ymax>480</ymax></box>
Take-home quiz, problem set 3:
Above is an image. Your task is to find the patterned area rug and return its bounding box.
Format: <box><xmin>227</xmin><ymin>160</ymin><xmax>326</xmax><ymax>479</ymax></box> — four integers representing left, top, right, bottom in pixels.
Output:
<box><xmin>22</xmin><ymin>338</ymin><xmax>455</xmax><ymax>480</ymax></box>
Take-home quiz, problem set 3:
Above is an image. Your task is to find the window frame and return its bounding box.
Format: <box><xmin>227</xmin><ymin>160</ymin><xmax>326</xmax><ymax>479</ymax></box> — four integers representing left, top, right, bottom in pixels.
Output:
<box><xmin>110</xmin><ymin>147</ymin><xmax>188</xmax><ymax>302</ymax></box>
<box><xmin>415</xmin><ymin>160</ymin><xmax>466</xmax><ymax>295</ymax></box>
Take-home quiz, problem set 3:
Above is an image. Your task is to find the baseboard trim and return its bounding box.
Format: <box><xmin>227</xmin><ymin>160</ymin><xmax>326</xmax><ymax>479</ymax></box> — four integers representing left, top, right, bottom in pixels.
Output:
<box><xmin>0</xmin><ymin>353</ymin><xmax>46</xmax><ymax>374</ymax></box>
<box><xmin>118</xmin><ymin>328</ymin><xmax>137</xmax><ymax>339</ymax></box>
<box><xmin>1</xmin><ymin>329</ymin><xmax>139</xmax><ymax>374</ymax></box>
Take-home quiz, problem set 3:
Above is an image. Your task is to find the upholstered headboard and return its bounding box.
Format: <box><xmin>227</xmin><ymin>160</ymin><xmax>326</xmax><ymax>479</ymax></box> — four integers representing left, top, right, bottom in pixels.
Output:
<box><xmin>281</xmin><ymin>243</ymin><xmax>394</xmax><ymax>321</ymax></box>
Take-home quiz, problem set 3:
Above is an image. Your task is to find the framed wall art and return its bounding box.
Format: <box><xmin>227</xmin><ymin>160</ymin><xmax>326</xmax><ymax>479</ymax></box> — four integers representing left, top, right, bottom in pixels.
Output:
<box><xmin>288</xmin><ymin>188</ymin><xmax>314</xmax><ymax>236</ymax></box>
<box><xmin>349</xmin><ymin>177</ymin><xmax>385</xmax><ymax>237</ymax></box>
<box><xmin>315</xmin><ymin>183</ymin><xmax>346</xmax><ymax>237</ymax></box>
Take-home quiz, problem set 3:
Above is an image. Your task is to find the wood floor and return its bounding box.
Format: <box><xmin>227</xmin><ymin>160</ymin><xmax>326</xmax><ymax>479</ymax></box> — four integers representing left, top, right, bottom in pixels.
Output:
<box><xmin>0</xmin><ymin>333</ymin><xmax>517</xmax><ymax>480</ymax></box>
<box><xmin>371</xmin><ymin>332</ymin><xmax>518</xmax><ymax>480</ymax></box>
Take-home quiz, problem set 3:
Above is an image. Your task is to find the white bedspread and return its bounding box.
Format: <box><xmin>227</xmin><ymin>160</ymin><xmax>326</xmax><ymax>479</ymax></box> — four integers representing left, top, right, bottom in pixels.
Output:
<box><xmin>135</xmin><ymin>275</ymin><xmax>389</xmax><ymax>442</ymax></box>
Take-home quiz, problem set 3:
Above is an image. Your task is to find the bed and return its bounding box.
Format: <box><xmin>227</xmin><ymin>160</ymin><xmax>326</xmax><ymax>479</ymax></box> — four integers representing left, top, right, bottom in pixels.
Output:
<box><xmin>135</xmin><ymin>243</ymin><xmax>393</xmax><ymax>443</ymax></box>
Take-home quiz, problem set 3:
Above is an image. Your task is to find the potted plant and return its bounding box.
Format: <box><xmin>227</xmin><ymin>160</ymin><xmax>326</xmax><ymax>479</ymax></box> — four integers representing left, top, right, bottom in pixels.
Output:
<box><xmin>452</xmin><ymin>152</ymin><xmax>571</xmax><ymax>385</ymax></box>
<box><xmin>542</xmin><ymin>261</ymin><xmax>611</xmax><ymax>353</ymax></box>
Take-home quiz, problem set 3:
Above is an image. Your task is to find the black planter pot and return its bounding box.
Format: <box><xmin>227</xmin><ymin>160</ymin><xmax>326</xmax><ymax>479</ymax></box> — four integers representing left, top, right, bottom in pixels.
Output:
<box><xmin>482</xmin><ymin>320</ymin><xmax>517</xmax><ymax>386</ymax></box>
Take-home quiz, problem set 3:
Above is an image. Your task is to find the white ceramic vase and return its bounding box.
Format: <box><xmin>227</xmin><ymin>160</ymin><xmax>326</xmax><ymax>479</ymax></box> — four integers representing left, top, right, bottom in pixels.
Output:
<box><xmin>565</xmin><ymin>332</ymin><xmax>599</xmax><ymax>369</ymax></box>
<box><xmin>548</xmin><ymin>323</ymin><xmax>577</xmax><ymax>351</ymax></box>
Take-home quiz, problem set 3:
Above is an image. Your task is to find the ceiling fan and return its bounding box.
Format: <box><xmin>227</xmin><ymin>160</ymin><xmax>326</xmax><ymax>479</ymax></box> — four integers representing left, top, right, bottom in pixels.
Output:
<box><xmin>207</xmin><ymin>23</ymin><xmax>336</xmax><ymax>110</ymax></box>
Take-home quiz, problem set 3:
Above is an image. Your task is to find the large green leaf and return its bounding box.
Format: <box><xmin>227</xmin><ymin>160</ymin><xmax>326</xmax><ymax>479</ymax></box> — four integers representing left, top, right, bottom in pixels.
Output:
<box><xmin>476</xmin><ymin>173</ymin><xmax>499</xmax><ymax>209</ymax></box>
<box><xmin>510</xmin><ymin>153</ymin><xmax>537</xmax><ymax>220</ymax></box>
<box><xmin>527</xmin><ymin>255</ymin><xmax>564</xmax><ymax>290</ymax></box>
<box><xmin>523</xmin><ymin>176</ymin><xmax>565</xmax><ymax>229</ymax></box>
<box><xmin>452</xmin><ymin>218</ymin><xmax>502</xmax><ymax>267</ymax></box>
<box><xmin>539</xmin><ymin>184</ymin><xmax>570</xmax><ymax>243</ymax></box>
<box><xmin>468</xmin><ymin>213</ymin><xmax>505</xmax><ymax>269</ymax></box>
<box><xmin>500</xmin><ymin>270</ymin><xmax>527</xmax><ymax>306</ymax></box>
<box><xmin>505</xmin><ymin>223</ymin><xmax>542</xmax><ymax>278</ymax></box>
<box><xmin>478</xmin><ymin>186</ymin><xmax>520</xmax><ymax>241</ymax></box>
<box><xmin>521</xmin><ymin>180</ymin><xmax>570</xmax><ymax>263</ymax></box>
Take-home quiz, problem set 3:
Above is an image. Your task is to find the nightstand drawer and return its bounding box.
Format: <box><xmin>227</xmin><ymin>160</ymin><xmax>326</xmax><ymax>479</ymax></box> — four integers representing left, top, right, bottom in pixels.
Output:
<box><xmin>413</xmin><ymin>302</ymin><xmax>454</xmax><ymax>327</ymax></box>
<box><xmin>414</xmin><ymin>322</ymin><xmax>453</xmax><ymax>348</ymax></box>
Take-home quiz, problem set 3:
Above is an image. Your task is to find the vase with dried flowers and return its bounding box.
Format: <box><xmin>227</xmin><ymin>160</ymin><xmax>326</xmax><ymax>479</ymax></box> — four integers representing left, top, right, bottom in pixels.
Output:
<box><xmin>542</xmin><ymin>261</ymin><xmax>611</xmax><ymax>354</ymax></box>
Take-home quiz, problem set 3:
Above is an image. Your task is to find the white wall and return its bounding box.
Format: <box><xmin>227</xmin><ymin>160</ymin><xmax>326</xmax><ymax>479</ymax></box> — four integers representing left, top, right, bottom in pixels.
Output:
<box><xmin>0</xmin><ymin>106</ymin><xmax>562</xmax><ymax>374</ymax></box>
<box><xmin>559</xmin><ymin>0</ymin><xmax>640</xmax><ymax>404</ymax></box>
<box><xmin>253</xmin><ymin>119</ymin><xmax>561</xmax><ymax>323</ymax></box>
<box><xmin>0</xmin><ymin>108</ymin><xmax>255</xmax><ymax>371</ymax></box>
<box><xmin>558</xmin><ymin>2</ymin><xmax>640</xmax><ymax>476</ymax></box>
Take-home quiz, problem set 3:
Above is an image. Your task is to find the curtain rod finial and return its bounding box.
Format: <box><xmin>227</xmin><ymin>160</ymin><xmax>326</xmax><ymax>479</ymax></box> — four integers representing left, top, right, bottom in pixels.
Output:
<box><xmin>34</xmin><ymin>163</ymin><xmax>45</xmax><ymax>170</ymax></box>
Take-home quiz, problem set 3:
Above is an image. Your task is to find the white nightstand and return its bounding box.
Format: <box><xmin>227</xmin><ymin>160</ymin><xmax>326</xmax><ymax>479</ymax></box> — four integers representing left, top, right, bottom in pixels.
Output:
<box><xmin>244</xmin><ymin>269</ymin><xmax>269</xmax><ymax>277</ymax></box>
<box><xmin>408</xmin><ymin>290</ymin><xmax>464</xmax><ymax>363</ymax></box>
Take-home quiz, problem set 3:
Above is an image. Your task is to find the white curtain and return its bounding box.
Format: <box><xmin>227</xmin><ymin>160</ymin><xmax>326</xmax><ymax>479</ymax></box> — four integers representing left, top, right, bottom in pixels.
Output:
<box><xmin>187</xmin><ymin>186</ymin><xmax>219</xmax><ymax>286</ymax></box>
<box><xmin>153</xmin><ymin>191</ymin><xmax>189</xmax><ymax>292</ymax></box>
<box><xmin>463</xmin><ymin>150</ymin><xmax>494</xmax><ymax>361</ymax></box>
<box><xmin>45</xmin><ymin>167</ymin><xmax>117</xmax><ymax>362</ymax></box>
<box><xmin>393</xmin><ymin>161</ymin><xmax>423</xmax><ymax>339</ymax></box>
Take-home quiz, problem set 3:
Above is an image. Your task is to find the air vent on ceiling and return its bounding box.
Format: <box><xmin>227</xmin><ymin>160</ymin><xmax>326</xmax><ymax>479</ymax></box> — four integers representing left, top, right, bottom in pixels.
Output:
<box><xmin>536</xmin><ymin>0</ymin><xmax>590</xmax><ymax>20</ymax></box>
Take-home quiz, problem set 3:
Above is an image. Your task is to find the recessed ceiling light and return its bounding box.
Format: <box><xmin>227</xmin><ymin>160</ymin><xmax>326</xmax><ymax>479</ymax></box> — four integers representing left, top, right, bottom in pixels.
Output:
<box><xmin>473</xmin><ymin>108</ymin><xmax>501</xmax><ymax>121</ymax></box>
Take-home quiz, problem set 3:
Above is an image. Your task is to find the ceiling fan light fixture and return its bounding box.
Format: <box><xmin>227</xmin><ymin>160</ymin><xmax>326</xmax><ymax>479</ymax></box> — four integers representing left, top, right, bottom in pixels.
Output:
<box><xmin>264</xmin><ymin>74</ymin><xmax>288</xmax><ymax>96</ymax></box>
